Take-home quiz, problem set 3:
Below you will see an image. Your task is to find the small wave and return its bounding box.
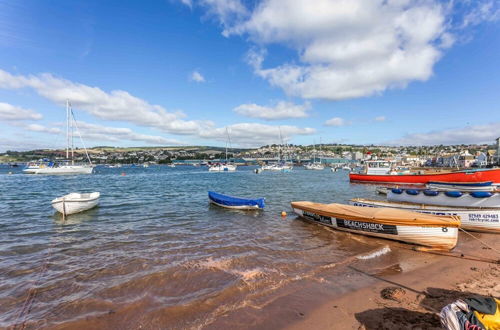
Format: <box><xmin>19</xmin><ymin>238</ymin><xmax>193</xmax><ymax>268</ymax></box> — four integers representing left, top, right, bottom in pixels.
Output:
<box><xmin>356</xmin><ymin>246</ymin><xmax>391</xmax><ymax>260</ymax></box>
<box><xmin>186</xmin><ymin>257</ymin><xmax>270</xmax><ymax>283</ymax></box>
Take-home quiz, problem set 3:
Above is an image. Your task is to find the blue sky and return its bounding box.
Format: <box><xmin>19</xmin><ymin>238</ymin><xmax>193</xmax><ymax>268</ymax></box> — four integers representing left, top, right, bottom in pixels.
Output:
<box><xmin>0</xmin><ymin>0</ymin><xmax>499</xmax><ymax>151</ymax></box>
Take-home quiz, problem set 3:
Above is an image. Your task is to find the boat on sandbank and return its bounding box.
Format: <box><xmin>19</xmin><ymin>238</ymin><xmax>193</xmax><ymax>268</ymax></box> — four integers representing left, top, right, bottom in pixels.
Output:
<box><xmin>350</xmin><ymin>198</ymin><xmax>500</xmax><ymax>233</ymax></box>
<box><xmin>291</xmin><ymin>201</ymin><xmax>460</xmax><ymax>250</ymax></box>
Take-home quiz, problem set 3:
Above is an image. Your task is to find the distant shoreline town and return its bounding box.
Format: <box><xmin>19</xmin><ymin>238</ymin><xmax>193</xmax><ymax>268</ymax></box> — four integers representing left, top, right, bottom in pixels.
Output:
<box><xmin>2</xmin><ymin>138</ymin><xmax>499</xmax><ymax>168</ymax></box>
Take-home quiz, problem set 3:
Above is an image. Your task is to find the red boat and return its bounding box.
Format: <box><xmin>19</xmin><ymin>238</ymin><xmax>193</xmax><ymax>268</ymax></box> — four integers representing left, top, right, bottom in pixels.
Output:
<box><xmin>349</xmin><ymin>162</ymin><xmax>500</xmax><ymax>184</ymax></box>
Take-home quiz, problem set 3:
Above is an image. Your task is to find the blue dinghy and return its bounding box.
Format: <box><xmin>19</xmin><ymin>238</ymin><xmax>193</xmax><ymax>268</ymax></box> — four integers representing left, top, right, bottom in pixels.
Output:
<box><xmin>208</xmin><ymin>191</ymin><xmax>265</xmax><ymax>210</ymax></box>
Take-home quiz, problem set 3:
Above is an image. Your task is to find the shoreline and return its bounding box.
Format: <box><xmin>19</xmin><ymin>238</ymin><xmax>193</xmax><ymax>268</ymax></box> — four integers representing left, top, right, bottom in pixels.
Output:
<box><xmin>202</xmin><ymin>232</ymin><xmax>499</xmax><ymax>330</ymax></box>
<box><xmin>286</xmin><ymin>233</ymin><xmax>499</xmax><ymax>330</ymax></box>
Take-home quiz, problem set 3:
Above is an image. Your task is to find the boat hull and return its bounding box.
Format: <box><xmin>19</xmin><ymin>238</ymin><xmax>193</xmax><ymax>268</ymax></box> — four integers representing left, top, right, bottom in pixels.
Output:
<box><xmin>387</xmin><ymin>190</ymin><xmax>500</xmax><ymax>208</ymax></box>
<box><xmin>51</xmin><ymin>192</ymin><xmax>100</xmax><ymax>215</ymax></box>
<box><xmin>208</xmin><ymin>191</ymin><xmax>264</xmax><ymax>210</ymax></box>
<box><xmin>350</xmin><ymin>199</ymin><xmax>500</xmax><ymax>233</ymax></box>
<box><xmin>291</xmin><ymin>203</ymin><xmax>458</xmax><ymax>250</ymax></box>
<box><xmin>32</xmin><ymin>165</ymin><xmax>94</xmax><ymax>175</ymax></box>
<box><xmin>349</xmin><ymin>169</ymin><xmax>500</xmax><ymax>184</ymax></box>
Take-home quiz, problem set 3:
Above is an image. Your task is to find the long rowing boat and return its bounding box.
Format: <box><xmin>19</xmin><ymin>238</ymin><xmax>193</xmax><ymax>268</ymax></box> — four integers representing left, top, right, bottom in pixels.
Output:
<box><xmin>350</xmin><ymin>198</ymin><xmax>500</xmax><ymax>233</ymax></box>
<box><xmin>291</xmin><ymin>201</ymin><xmax>459</xmax><ymax>250</ymax></box>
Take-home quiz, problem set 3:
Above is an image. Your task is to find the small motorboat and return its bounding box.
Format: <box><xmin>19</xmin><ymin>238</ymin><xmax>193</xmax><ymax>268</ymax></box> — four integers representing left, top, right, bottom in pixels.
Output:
<box><xmin>388</xmin><ymin>188</ymin><xmax>500</xmax><ymax>208</ymax></box>
<box><xmin>51</xmin><ymin>192</ymin><xmax>100</xmax><ymax>216</ymax></box>
<box><xmin>350</xmin><ymin>198</ymin><xmax>500</xmax><ymax>233</ymax></box>
<box><xmin>291</xmin><ymin>201</ymin><xmax>459</xmax><ymax>250</ymax></box>
<box><xmin>208</xmin><ymin>191</ymin><xmax>265</xmax><ymax>210</ymax></box>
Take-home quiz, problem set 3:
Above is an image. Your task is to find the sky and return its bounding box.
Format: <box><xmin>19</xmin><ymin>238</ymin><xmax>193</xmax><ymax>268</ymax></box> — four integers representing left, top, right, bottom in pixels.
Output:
<box><xmin>0</xmin><ymin>0</ymin><xmax>499</xmax><ymax>151</ymax></box>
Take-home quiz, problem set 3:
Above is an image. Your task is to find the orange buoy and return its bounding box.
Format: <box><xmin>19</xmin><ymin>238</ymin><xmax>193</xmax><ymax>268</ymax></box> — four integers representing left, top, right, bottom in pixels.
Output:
<box><xmin>281</xmin><ymin>211</ymin><xmax>287</xmax><ymax>217</ymax></box>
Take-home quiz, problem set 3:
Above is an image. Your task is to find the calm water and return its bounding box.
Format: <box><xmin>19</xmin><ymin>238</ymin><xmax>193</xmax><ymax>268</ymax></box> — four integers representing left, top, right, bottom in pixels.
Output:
<box><xmin>0</xmin><ymin>165</ymin><xmax>427</xmax><ymax>329</ymax></box>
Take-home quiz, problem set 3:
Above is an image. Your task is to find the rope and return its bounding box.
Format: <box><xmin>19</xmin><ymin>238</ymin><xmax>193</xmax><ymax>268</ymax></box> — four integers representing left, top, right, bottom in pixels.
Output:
<box><xmin>11</xmin><ymin>240</ymin><xmax>55</xmax><ymax>330</ymax></box>
<box><xmin>458</xmin><ymin>227</ymin><xmax>500</xmax><ymax>255</ymax></box>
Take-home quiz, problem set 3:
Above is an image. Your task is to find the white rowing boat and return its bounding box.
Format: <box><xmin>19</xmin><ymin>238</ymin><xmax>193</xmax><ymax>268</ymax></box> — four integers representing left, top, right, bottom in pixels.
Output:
<box><xmin>350</xmin><ymin>198</ymin><xmax>500</xmax><ymax>233</ymax></box>
<box><xmin>51</xmin><ymin>192</ymin><xmax>100</xmax><ymax>216</ymax></box>
<box><xmin>291</xmin><ymin>201</ymin><xmax>460</xmax><ymax>250</ymax></box>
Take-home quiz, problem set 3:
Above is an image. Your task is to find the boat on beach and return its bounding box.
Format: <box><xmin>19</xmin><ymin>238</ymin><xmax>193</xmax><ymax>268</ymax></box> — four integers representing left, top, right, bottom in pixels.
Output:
<box><xmin>387</xmin><ymin>188</ymin><xmax>500</xmax><ymax>208</ymax></box>
<box><xmin>208</xmin><ymin>191</ymin><xmax>265</xmax><ymax>210</ymax></box>
<box><xmin>350</xmin><ymin>198</ymin><xmax>500</xmax><ymax>233</ymax></box>
<box><xmin>51</xmin><ymin>192</ymin><xmax>100</xmax><ymax>216</ymax></box>
<box><xmin>291</xmin><ymin>201</ymin><xmax>460</xmax><ymax>250</ymax></box>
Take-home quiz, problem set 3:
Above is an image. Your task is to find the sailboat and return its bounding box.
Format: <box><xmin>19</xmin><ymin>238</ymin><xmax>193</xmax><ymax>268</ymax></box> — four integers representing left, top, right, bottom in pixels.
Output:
<box><xmin>266</xmin><ymin>127</ymin><xmax>293</xmax><ymax>172</ymax></box>
<box><xmin>304</xmin><ymin>140</ymin><xmax>324</xmax><ymax>170</ymax></box>
<box><xmin>24</xmin><ymin>101</ymin><xmax>94</xmax><ymax>175</ymax></box>
<box><xmin>208</xmin><ymin>128</ymin><xmax>237</xmax><ymax>172</ymax></box>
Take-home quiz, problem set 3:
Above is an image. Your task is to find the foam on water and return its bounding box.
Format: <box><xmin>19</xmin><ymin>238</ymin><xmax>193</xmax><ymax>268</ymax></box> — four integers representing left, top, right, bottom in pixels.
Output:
<box><xmin>356</xmin><ymin>246</ymin><xmax>391</xmax><ymax>260</ymax></box>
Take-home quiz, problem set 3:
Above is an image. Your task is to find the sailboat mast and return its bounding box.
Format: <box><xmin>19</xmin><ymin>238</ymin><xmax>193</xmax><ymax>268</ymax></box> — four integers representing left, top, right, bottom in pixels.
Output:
<box><xmin>70</xmin><ymin>102</ymin><xmax>75</xmax><ymax>165</ymax></box>
<box><xmin>66</xmin><ymin>100</ymin><xmax>69</xmax><ymax>160</ymax></box>
<box><xmin>225</xmin><ymin>127</ymin><xmax>228</xmax><ymax>162</ymax></box>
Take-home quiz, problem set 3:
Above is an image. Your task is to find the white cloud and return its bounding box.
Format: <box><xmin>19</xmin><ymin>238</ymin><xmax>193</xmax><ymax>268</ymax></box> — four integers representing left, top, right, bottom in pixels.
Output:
<box><xmin>180</xmin><ymin>0</ymin><xmax>193</xmax><ymax>9</ymax></box>
<box><xmin>461</xmin><ymin>1</ymin><xmax>500</xmax><ymax>28</ymax></box>
<box><xmin>233</xmin><ymin>101</ymin><xmax>311</xmax><ymax>120</ymax></box>
<box><xmin>0</xmin><ymin>102</ymin><xmax>42</xmax><ymax>121</ymax></box>
<box><xmin>200</xmin><ymin>123</ymin><xmax>315</xmax><ymax>147</ymax></box>
<box><xmin>324</xmin><ymin>117</ymin><xmax>348</xmax><ymax>127</ymax></box>
<box><xmin>195</xmin><ymin>0</ymin><xmax>498</xmax><ymax>101</ymax></box>
<box><xmin>200</xmin><ymin>0</ymin><xmax>248</xmax><ymax>36</ymax></box>
<box><xmin>190</xmin><ymin>70</ymin><xmax>206</xmax><ymax>83</ymax></box>
<box><xmin>388</xmin><ymin>122</ymin><xmax>500</xmax><ymax>146</ymax></box>
<box><xmin>0</xmin><ymin>69</ymin><xmax>210</xmax><ymax>135</ymax></box>
<box><xmin>75</xmin><ymin>122</ymin><xmax>183</xmax><ymax>145</ymax></box>
<box><xmin>0</xmin><ymin>69</ymin><xmax>317</xmax><ymax>147</ymax></box>
<box><xmin>374</xmin><ymin>116</ymin><xmax>386</xmax><ymax>122</ymax></box>
<box><xmin>24</xmin><ymin>123</ymin><xmax>61</xmax><ymax>134</ymax></box>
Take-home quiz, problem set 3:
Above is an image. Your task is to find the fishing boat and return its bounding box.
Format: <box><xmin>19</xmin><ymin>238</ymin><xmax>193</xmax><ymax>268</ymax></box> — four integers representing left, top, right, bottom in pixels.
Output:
<box><xmin>350</xmin><ymin>198</ymin><xmax>500</xmax><ymax>233</ymax></box>
<box><xmin>426</xmin><ymin>181</ymin><xmax>497</xmax><ymax>192</ymax></box>
<box><xmin>387</xmin><ymin>188</ymin><xmax>500</xmax><ymax>208</ymax></box>
<box><xmin>26</xmin><ymin>101</ymin><xmax>94</xmax><ymax>175</ymax></box>
<box><xmin>291</xmin><ymin>201</ymin><xmax>459</xmax><ymax>250</ymax></box>
<box><xmin>208</xmin><ymin>128</ymin><xmax>237</xmax><ymax>172</ymax></box>
<box><xmin>51</xmin><ymin>192</ymin><xmax>100</xmax><ymax>216</ymax></box>
<box><xmin>208</xmin><ymin>191</ymin><xmax>265</xmax><ymax>210</ymax></box>
<box><xmin>349</xmin><ymin>163</ymin><xmax>500</xmax><ymax>184</ymax></box>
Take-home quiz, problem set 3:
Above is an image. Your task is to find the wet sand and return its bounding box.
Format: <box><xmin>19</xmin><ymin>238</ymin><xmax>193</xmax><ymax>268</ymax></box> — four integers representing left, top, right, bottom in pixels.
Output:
<box><xmin>286</xmin><ymin>234</ymin><xmax>500</xmax><ymax>330</ymax></box>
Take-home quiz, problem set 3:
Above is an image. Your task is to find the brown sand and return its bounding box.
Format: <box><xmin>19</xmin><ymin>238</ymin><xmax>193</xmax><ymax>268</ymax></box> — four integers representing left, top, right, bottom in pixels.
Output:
<box><xmin>286</xmin><ymin>235</ymin><xmax>500</xmax><ymax>330</ymax></box>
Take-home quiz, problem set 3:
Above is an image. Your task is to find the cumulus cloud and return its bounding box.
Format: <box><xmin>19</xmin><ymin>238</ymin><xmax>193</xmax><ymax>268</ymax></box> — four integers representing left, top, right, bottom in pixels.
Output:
<box><xmin>24</xmin><ymin>123</ymin><xmax>61</xmax><ymax>134</ymax></box>
<box><xmin>190</xmin><ymin>70</ymin><xmax>206</xmax><ymax>83</ymax></box>
<box><xmin>0</xmin><ymin>69</ymin><xmax>316</xmax><ymax>147</ymax></box>
<box><xmin>374</xmin><ymin>116</ymin><xmax>386</xmax><ymax>122</ymax></box>
<box><xmin>200</xmin><ymin>123</ymin><xmax>315</xmax><ymax>147</ymax></box>
<box><xmin>0</xmin><ymin>69</ymin><xmax>210</xmax><ymax>135</ymax></box>
<box><xmin>0</xmin><ymin>102</ymin><xmax>43</xmax><ymax>121</ymax></box>
<box><xmin>233</xmin><ymin>101</ymin><xmax>311</xmax><ymax>120</ymax></box>
<box><xmin>75</xmin><ymin>122</ymin><xmax>184</xmax><ymax>145</ymax></box>
<box><xmin>388</xmin><ymin>122</ymin><xmax>500</xmax><ymax>146</ymax></box>
<box><xmin>324</xmin><ymin>117</ymin><xmax>348</xmax><ymax>127</ymax></box>
<box><xmin>196</xmin><ymin>0</ymin><xmax>498</xmax><ymax>101</ymax></box>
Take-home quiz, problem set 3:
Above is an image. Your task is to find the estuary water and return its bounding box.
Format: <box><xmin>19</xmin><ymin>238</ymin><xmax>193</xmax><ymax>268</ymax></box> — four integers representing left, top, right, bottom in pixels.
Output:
<box><xmin>0</xmin><ymin>165</ymin><xmax>437</xmax><ymax>329</ymax></box>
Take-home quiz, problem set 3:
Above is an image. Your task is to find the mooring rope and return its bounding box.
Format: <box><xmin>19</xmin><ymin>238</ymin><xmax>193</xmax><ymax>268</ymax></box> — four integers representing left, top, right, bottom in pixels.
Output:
<box><xmin>458</xmin><ymin>227</ymin><xmax>500</xmax><ymax>255</ymax></box>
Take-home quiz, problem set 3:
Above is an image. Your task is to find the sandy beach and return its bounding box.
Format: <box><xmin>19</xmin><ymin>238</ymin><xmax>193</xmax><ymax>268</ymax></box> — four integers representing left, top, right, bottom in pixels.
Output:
<box><xmin>287</xmin><ymin>234</ymin><xmax>499</xmax><ymax>330</ymax></box>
